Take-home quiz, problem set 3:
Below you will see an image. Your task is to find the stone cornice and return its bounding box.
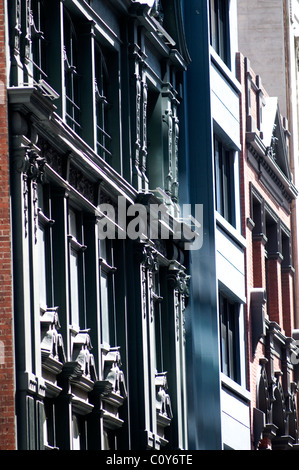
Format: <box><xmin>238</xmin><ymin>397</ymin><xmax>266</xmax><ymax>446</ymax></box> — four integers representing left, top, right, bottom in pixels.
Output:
<box><xmin>246</xmin><ymin>131</ymin><xmax>298</xmax><ymax>206</ymax></box>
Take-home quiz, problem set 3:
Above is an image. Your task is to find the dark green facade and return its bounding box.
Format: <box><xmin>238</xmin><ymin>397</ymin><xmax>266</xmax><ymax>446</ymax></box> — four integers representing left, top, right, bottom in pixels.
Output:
<box><xmin>7</xmin><ymin>0</ymin><xmax>195</xmax><ymax>450</ymax></box>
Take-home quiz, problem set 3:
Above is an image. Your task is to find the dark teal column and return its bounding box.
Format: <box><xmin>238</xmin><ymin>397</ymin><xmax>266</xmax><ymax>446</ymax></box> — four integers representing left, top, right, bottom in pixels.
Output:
<box><xmin>181</xmin><ymin>0</ymin><xmax>222</xmax><ymax>450</ymax></box>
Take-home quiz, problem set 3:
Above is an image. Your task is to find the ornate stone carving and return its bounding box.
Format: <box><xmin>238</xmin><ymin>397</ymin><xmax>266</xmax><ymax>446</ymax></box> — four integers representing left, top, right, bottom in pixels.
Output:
<box><xmin>69</xmin><ymin>164</ymin><xmax>96</xmax><ymax>205</ymax></box>
<box><xmin>103</xmin><ymin>347</ymin><xmax>127</xmax><ymax>398</ymax></box>
<box><xmin>155</xmin><ymin>371</ymin><xmax>172</xmax><ymax>445</ymax></box>
<box><xmin>71</xmin><ymin>330</ymin><xmax>98</xmax><ymax>383</ymax></box>
<box><xmin>39</xmin><ymin>138</ymin><xmax>65</xmax><ymax>176</ymax></box>
<box><xmin>100</xmin><ymin>347</ymin><xmax>127</xmax><ymax>430</ymax></box>
<box><xmin>150</xmin><ymin>0</ymin><xmax>164</xmax><ymax>24</ymax></box>
<box><xmin>41</xmin><ymin>307</ymin><xmax>66</xmax><ymax>371</ymax></box>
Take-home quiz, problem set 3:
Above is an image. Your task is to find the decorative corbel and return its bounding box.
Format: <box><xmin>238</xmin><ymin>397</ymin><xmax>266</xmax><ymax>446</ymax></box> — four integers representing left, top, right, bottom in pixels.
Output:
<box><xmin>72</xmin><ymin>330</ymin><xmax>98</xmax><ymax>383</ymax></box>
<box><xmin>155</xmin><ymin>371</ymin><xmax>172</xmax><ymax>446</ymax></box>
<box><xmin>41</xmin><ymin>307</ymin><xmax>66</xmax><ymax>370</ymax></box>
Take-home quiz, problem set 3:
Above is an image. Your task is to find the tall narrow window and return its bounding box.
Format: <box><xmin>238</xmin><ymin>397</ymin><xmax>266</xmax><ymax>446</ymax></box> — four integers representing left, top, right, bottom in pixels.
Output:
<box><xmin>219</xmin><ymin>292</ymin><xmax>240</xmax><ymax>384</ymax></box>
<box><xmin>30</xmin><ymin>0</ymin><xmax>48</xmax><ymax>84</ymax></box>
<box><xmin>68</xmin><ymin>208</ymin><xmax>86</xmax><ymax>328</ymax></box>
<box><xmin>64</xmin><ymin>10</ymin><xmax>81</xmax><ymax>133</ymax></box>
<box><xmin>37</xmin><ymin>184</ymin><xmax>54</xmax><ymax>311</ymax></box>
<box><xmin>214</xmin><ymin>135</ymin><xmax>235</xmax><ymax>226</ymax></box>
<box><xmin>72</xmin><ymin>415</ymin><xmax>87</xmax><ymax>450</ymax></box>
<box><xmin>95</xmin><ymin>44</ymin><xmax>112</xmax><ymax>161</ymax></box>
<box><xmin>99</xmin><ymin>238</ymin><xmax>116</xmax><ymax>347</ymax></box>
<box><xmin>153</xmin><ymin>270</ymin><xmax>164</xmax><ymax>374</ymax></box>
<box><xmin>209</xmin><ymin>0</ymin><xmax>230</xmax><ymax>67</ymax></box>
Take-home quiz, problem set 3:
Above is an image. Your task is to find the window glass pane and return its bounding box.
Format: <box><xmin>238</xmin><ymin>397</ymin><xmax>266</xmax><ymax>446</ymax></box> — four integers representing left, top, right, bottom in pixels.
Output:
<box><xmin>72</xmin><ymin>415</ymin><xmax>81</xmax><ymax>450</ymax></box>
<box><xmin>38</xmin><ymin>224</ymin><xmax>47</xmax><ymax>307</ymax></box>
<box><xmin>100</xmin><ymin>271</ymin><xmax>109</xmax><ymax>344</ymax></box>
<box><xmin>31</xmin><ymin>0</ymin><xmax>48</xmax><ymax>82</ymax></box>
<box><xmin>214</xmin><ymin>136</ymin><xmax>235</xmax><ymax>226</ymax></box>
<box><xmin>209</xmin><ymin>0</ymin><xmax>229</xmax><ymax>66</ymax></box>
<box><xmin>70</xmin><ymin>248</ymin><xmax>80</xmax><ymax>327</ymax></box>
<box><xmin>210</xmin><ymin>0</ymin><xmax>218</xmax><ymax>51</ymax></box>
<box><xmin>64</xmin><ymin>10</ymin><xmax>80</xmax><ymax>132</ymax></box>
<box><xmin>222</xmin><ymin>150</ymin><xmax>230</xmax><ymax>221</ymax></box>
<box><xmin>214</xmin><ymin>138</ymin><xmax>223</xmax><ymax>215</ymax></box>
<box><xmin>220</xmin><ymin>295</ymin><xmax>228</xmax><ymax>376</ymax></box>
<box><xmin>218</xmin><ymin>0</ymin><xmax>226</xmax><ymax>61</ymax></box>
<box><xmin>219</xmin><ymin>293</ymin><xmax>240</xmax><ymax>383</ymax></box>
<box><xmin>69</xmin><ymin>209</ymin><xmax>77</xmax><ymax>238</ymax></box>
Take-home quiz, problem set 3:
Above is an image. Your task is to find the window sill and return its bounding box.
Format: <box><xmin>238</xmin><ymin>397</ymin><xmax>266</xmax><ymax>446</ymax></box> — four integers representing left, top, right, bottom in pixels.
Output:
<box><xmin>221</xmin><ymin>373</ymin><xmax>251</xmax><ymax>403</ymax></box>
<box><xmin>216</xmin><ymin>211</ymin><xmax>246</xmax><ymax>249</ymax></box>
<box><xmin>210</xmin><ymin>47</ymin><xmax>241</xmax><ymax>94</ymax></box>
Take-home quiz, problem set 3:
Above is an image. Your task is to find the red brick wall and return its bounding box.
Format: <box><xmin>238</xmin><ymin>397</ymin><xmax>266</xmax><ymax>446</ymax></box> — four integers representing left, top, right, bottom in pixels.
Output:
<box><xmin>237</xmin><ymin>51</ymin><xmax>297</xmax><ymax>448</ymax></box>
<box><xmin>0</xmin><ymin>0</ymin><xmax>16</xmax><ymax>450</ymax></box>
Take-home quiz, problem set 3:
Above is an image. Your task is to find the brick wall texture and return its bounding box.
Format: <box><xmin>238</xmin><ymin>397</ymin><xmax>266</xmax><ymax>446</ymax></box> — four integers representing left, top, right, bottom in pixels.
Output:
<box><xmin>0</xmin><ymin>0</ymin><xmax>16</xmax><ymax>450</ymax></box>
<box><xmin>237</xmin><ymin>51</ymin><xmax>296</xmax><ymax>447</ymax></box>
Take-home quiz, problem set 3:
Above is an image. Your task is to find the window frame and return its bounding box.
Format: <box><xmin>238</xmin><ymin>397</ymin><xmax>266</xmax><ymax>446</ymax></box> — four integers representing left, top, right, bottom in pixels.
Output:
<box><xmin>37</xmin><ymin>183</ymin><xmax>55</xmax><ymax>312</ymax></box>
<box><xmin>209</xmin><ymin>0</ymin><xmax>230</xmax><ymax>67</ymax></box>
<box><xmin>94</xmin><ymin>42</ymin><xmax>112</xmax><ymax>162</ymax></box>
<box><xmin>219</xmin><ymin>291</ymin><xmax>241</xmax><ymax>385</ymax></box>
<box><xmin>63</xmin><ymin>9</ymin><xmax>81</xmax><ymax>133</ymax></box>
<box><xmin>67</xmin><ymin>207</ymin><xmax>87</xmax><ymax>330</ymax></box>
<box><xmin>98</xmin><ymin>237</ymin><xmax>117</xmax><ymax>349</ymax></box>
<box><xmin>214</xmin><ymin>134</ymin><xmax>236</xmax><ymax>226</ymax></box>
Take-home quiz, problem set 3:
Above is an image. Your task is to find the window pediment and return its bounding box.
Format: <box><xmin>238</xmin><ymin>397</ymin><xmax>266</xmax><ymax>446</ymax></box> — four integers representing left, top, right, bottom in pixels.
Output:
<box><xmin>262</xmin><ymin>97</ymin><xmax>291</xmax><ymax>180</ymax></box>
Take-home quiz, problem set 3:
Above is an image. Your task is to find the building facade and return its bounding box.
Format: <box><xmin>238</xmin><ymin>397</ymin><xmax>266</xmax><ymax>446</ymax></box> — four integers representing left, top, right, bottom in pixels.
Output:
<box><xmin>5</xmin><ymin>0</ymin><xmax>193</xmax><ymax>450</ymax></box>
<box><xmin>2</xmin><ymin>0</ymin><xmax>299</xmax><ymax>452</ymax></box>
<box><xmin>237</xmin><ymin>53</ymin><xmax>299</xmax><ymax>450</ymax></box>
<box><xmin>0</xmin><ymin>0</ymin><xmax>16</xmax><ymax>451</ymax></box>
<box><xmin>237</xmin><ymin>0</ymin><xmax>299</xmax><ymax>329</ymax></box>
<box><xmin>183</xmin><ymin>0</ymin><xmax>250</xmax><ymax>450</ymax></box>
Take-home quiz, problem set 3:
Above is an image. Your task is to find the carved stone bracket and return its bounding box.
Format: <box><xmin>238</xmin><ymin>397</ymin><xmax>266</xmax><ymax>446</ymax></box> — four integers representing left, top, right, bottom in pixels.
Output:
<box><xmin>71</xmin><ymin>330</ymin><xmax>98</xmax><ymax>384</ymax></box>
<box><xmin>103</xmin><ymin>347</ymin><xmax>127</xmax><ymax>398</ymax></box>
<box><xmin>150</xmin><ymin>0</ymin><xmax>164</xmax><ymax>24</ymax></box>
<box><xmin>41</xmin><ymin>307</ymin><xmax>66</xmax><ymax>373</ymax></box>
<box><xmin>100</xmin><ymin>347</ymin><xmax>127</xmax><ymax>430</ymax></box>
<box><xmin>168</xmin><ymin>264</ymin><xmax>190</xmax><ymax>297</ymax></box>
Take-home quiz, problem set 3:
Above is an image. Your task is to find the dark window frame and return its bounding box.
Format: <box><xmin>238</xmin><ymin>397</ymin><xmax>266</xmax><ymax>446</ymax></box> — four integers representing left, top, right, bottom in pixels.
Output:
<box><xmin>209</xmin><ymin>0</ymin><xmax>230</xmax><ymax>67</ymax></box>
<box><xmin>214</xmin><ymin>134</ymin><xmax>235</xmax><ymax>226</ymax></box>
<box><xmin>30</xmin><ymin>0</ymin><xmax>48</xmax><ymax>84</ymax></box>
<box><xmin>219</xmin><ymin>291</ymin><xmax>241</xmax><ymax>384</ymax></box>
<box><xmin>98</xmin><ymin>237</ymin><xmax>117</xmax><ymax>348</ymax></box>
<box><xmin>94</xmin><ymin>43</ymin><xmax>113</xmax><ymax>161</ymax></box>
<box><xmin>67</xmin><ymin>207</ymin><xmax>87</xmax><ymax>329</ymax></box>
<box><xmin>63</xmin><ymin>9</ymin><xmax>81</xmax><ymax>133</ymax></box>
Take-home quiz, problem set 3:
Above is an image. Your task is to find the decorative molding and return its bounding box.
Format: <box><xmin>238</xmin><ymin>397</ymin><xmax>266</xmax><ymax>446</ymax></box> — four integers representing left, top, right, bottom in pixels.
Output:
<box><xmin>41</xmin><ymin>307</ymin><xmax>66</xmax><ymax>375</ymax></box>
<box><xmin>155</xmin><ymin>371</ymin><xmax>172</xmax><ymax>446</ymax></box>
<box><xmin>101</xmin><ymin>347</ymin><xmax>127</xmax><ymax>430</ymax></box>
<box><xmin>69</xmin><ymin>164</ymin><xmax>97</xmax><ymax>205</ymax></box>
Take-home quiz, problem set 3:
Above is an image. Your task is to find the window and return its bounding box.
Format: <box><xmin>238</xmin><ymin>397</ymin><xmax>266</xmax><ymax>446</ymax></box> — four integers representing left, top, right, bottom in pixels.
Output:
<box><xmin>68</xmin><ymin>208</ymin><xmax>86</xmax><ymax>328</ymax></box>
<box><xmin>219</xmin><ymin>292</ymin><xmax>240</xmax><ymax>384</ymax></box>
<box><xmin>209</xmin><ymin>0</ymin><xmax>230</xmax><ymax>66</ymax></box>
<box><xmin>152</xmin><ymin>270</ymin><xmax>164</xmax><ymax>374</ymax></box>
<box><xmin>30</xmin><ymin>0</ymin><xmax>48</xmax><ymax>84</ymax></box>
<box><xmin>146</xmin><ymin>85</ymin><xmax>162</xmax><ymax>190</ymax></box>
<box><xmin>64</xmin><ymin>10</ymin><xmax>81</xmax><ymax>133</ymax></box>
<box><xmin>37</xmin><ymin>184</ymin><xmax>54</xmax><ymax>311</ymax></box>
<box><xmin>95</xmin><ymin>44</ymin><xmax>112</xmax><ymax>161</ymax></box>
<box><xmin>43</xmin><ymin>398</ymin><xmax>56</xmax><ymax>449</ymax></box>
<box><xmin>214</xmin><ymin>135</ymin><xmax>235</xmax><ymax>226</ymax></box>
<box><xmin>72</xmin><ymin>415</ymin><xmax>87</xmax><ymax>450</ymax></box>
<box><xmin>99</xmin><ymin>237</ymin><xmax>116</xmax><ymax>347</ymax></box>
